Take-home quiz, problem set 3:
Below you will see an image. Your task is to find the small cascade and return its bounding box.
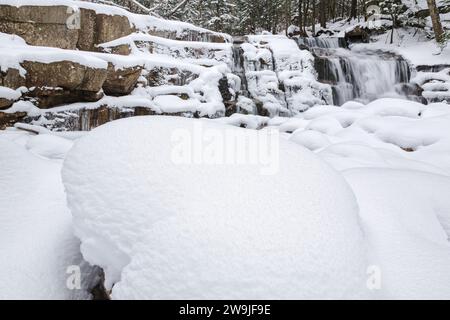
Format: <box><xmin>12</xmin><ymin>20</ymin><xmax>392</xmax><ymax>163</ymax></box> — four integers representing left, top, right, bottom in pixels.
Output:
<box><xmin>297</xmin><ymin>37</ymin><xmax>414</xmax><ymax>105</ymax></box>
<box><xmin>231</xmin><ymin>37</ymin><xmax>250</xmax><ymax>97</ymax></box>
<box><xmin>297</xmin><ymin>37</ymin><xmax>347</xmax><ymax>49</ymax></box>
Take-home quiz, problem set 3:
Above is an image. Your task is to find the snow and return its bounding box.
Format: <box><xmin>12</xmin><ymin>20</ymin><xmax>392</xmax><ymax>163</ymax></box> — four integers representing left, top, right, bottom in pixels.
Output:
<box><xmin>2</xmin><ymin>0</ymin><xmax>450</xmax><ymax>300</ymax></box>
<box><xmin>62</xmin><ymin>116</ymin><xmax>369</xmax><ymax>299</ymax></box>
<box><xmin>344</xmin><ymin>169</ymin><xmax>450</xmax><ymax>299</ymax></box>
<box><xmin>243</xmin><ymin>35</ymin><xmax>332</xmax><ymax>114</ymax></box>
<box><xmin>350</xmin><ymin>27</ymin><xmax>450</xmax><ymax>68</ymax></box>
<box><xmin>412</xmin><ymin>68</ymin><xmax>450</xmax><ymax>103</ymax></box>
<box><xmin>4</xmin><ymin>100</ymin><xmax>42</xmax><ymax>117</ymax></box>
<box><xmin>0</xmin><ymin>129</ymin><xmax>96</xmax><ymax>299</ymax></box>
<box><xmin>0</xmin><ymin>33</ymin><xmax>108</xmax><ymax>76</ymax></box>
<box><xmin>0</xmin><ymin>86</ymin><xmax>21</xmax><ymax>101</ymax></box>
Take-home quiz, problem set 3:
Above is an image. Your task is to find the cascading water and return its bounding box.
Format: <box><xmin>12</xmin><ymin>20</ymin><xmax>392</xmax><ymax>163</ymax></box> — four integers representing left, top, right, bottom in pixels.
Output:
<box><xmin>297</xmin><ymin>37</ymin><xmax>414</xmax><ymax>105</ymax></box>
<box><xmin>231</xmin><ymin>37</ymin><xmax>250</xmax><ymax>98</ymax></box>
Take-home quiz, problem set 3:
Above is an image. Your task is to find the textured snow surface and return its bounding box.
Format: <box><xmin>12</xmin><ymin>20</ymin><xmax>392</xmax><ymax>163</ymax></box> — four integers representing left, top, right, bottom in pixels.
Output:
<box><xmin>344</xmin><ymin>169</ymin><xmax>450</xmax><ymax>299</ymax></box>
<box><xmin>62</xmin><ymin>116</ymin><xmax>370</xmax><ymax>299</ymax></box>
<box><xmin>260</xmin><ymin>98</ymin><xmax>450</xmax><ymax>176</ymax></box>
<box><xmin>0</xmin><ymin>129</ymin><xmax>95</xmax><ymax>299</ymax></box>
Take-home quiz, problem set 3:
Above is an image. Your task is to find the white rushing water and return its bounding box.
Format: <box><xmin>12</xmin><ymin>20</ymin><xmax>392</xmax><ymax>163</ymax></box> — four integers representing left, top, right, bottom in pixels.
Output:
<box><xmin>298</xmin><ymin>37</ymin><xmax>412</xmax><ymax>105</ymax></box>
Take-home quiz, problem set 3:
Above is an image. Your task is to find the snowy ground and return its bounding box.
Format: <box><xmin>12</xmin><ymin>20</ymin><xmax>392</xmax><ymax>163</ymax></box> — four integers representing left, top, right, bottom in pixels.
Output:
<box><xmin>0</xmin><ymin>128</ymin><xmax>96</xmax><ymax>299</ymax></box>
<box><xmin>1</xmin><ymin>97</ymin><xmax>449</xmax><ymax>299</ymax></box>
<box><xmin>1</xmin><ymin>0</ymin><xmax>450</xmax><ymax>300</ymax></box>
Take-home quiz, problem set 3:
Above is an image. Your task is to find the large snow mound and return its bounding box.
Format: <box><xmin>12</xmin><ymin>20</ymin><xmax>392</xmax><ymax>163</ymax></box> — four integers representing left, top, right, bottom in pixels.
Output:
<box><xmin>344</xmin><ymin>168</ymin><xmax>450</xmax><ymax>300</ymax></box>
<box><xmin>62</xmin><ymin>116</ymin><xmax>370</xmax><ymax>299</ymax></box>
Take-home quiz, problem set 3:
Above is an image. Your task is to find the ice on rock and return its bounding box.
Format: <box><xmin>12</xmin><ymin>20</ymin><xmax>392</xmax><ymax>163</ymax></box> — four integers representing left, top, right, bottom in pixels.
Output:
<box><xmin>62</xmin><ymin>116</ymin><xmax>370</xmax><ymax>299</ymax></box>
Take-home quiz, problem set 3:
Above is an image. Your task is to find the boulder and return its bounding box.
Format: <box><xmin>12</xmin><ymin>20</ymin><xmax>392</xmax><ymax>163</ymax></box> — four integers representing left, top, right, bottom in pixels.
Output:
<box><xmin>77</xmin><ymin>8</ymin><xmax>97</xmax><ymax>51</ymax></box>
<box><xmin>27</xmin><ymin>87</ymin><xmax>104</xmax><ymax>109</ymax></box>
<box><xmin>345</xmin><ymin>26</ymin><xmax>370</xmax><ymax>43</ymax></box>
<box><xmin>0</xmin><ymin>5</ymin><xmax>135</xmax><ymax>51</ymax></box>
<box><xmin>21</xmin><ymin>60</ymin><xmax>107</xmax><ymax>92</ymax></box>
<box><xmin>0</xmin><ymin>111</ymin><xmax>27</xmax><ymax>130</ymax></box>
<box><xmin>0</xmin><ymin>5</ymin><xmax>79</xmax><ymax>49</ymax></box>
<box><xmin>145</xmin><ymin>67</ymin><xmax>198</xmax><ymax>87</ymax></box>
<box><xmin>95</xmin><ymin>14</ymin><xmax>134</xmax><ymax>46</ymax></box>
<box><xmin>0</xmin><ymin>98</ymin><xmax>13</xmax><ymax>109</ymax></box>
<box><xmin>103</xmin><ymin>63</ymin><xmax>142</xmax><ymax>95</ymax></box>
<box><xmin>100</xmin><ymin>43</ymin><xmax>132</xmax><ymax>56</ymax></box>
<box><xmin>0</xmin><ymin>60</ymin><xmax>107</xmax><ymax>108</ymax></box>
<box><xmin>0</xmin><ymin>86</ymin><xmax>21</xmax><ymax>110</ymax></box>
<box><xmin>21</xmin><ymin>60</ymin><xmax>107</xmax><ymax>108</ymax></box>
<box><xmin>0</xmin><ymin>69</ymin><xmax>26</xmax><ymax>89</ymax></box>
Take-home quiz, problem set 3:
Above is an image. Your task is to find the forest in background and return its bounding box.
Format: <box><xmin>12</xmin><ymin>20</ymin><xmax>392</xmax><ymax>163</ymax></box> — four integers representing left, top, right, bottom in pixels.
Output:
<box><xmin>102</xmin><ymin>0</ymin><xmax>448</xmax><ymax>40</ymax></box>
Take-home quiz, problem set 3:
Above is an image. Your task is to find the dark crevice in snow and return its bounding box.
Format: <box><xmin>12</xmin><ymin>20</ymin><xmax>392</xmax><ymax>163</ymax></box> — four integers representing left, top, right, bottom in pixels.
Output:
<box><xmin>89</xmin><ymin>268</ymin><xmax>110</xmax><ymax>300</ymax></box>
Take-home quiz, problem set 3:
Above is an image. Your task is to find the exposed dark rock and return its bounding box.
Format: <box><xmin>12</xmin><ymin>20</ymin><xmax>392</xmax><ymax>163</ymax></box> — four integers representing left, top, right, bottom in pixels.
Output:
<box><xmin>416</xmin><ymin>65</ymin><xmax>450</xmax><ymax>73</ymax></box>
<box><xmin>103</xmin><ymin>63</ymin><xmax>142</xmax><ymax>96</ymax></box>
<box><xmin>0</xmin><ymin>69</ymin><xmax>26</xmax><ymax>89</ymax></box>
<box><xmin>28</xmin><ymin>87</ymin><xmax>104</xmax><ymax>109</ymax></box>
<box><xmin>145</xmin><ymin>67</ymin><xmax>198</xmax><ymax>87</ymax></box>
<box><xmin>345</xmin><ymin>26</ymin><xmax>370</xmax><ymax>43</ymax></box>
<box><xmin>0</xmin><ymin>98</ymin><xmax>14</xmax><ymax>110</ymax></box>
<box><xmin>0</xmin><ymin>111</ymin><xmax>27</xmax><ymax>130</ymax></box>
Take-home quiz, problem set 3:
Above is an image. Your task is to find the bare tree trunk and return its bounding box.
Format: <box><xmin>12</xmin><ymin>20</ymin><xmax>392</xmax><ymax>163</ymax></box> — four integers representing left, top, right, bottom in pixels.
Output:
<box><xmin>427</xmin><ymin>0</ymin><xmax>444</xmax><ymax>44</ymax></box>
<box><xmin>285</xmin><ymin>0</ymin><xmax>291</xmax><ymax>36</ymax></box>
<box><xmin>303</xmin><ymin>0</ymin><xmax>309</xmax><ymax>34</ymax></box>
<box><xmin>298</xmin><ymin>0</ymin><xmax>303</xmax><ymax>31</ymax></box>
<box><xmin>390</xmin><ymin>14</ymin><xmax>396</xmax><ymax>44</ymax></box>
<box><xmin>350</xmin><ymin>0</ymin><xmax>357</xmax><ymax>19</ymax></box>
<box><xmin>312</xmin><ymin>0</ymin><xmax>316</xmax><ymax>35</ymax></box>
<box><xmin>319</xmin><ymin>0</ymin><xmax>326</xmax><ymax>28</ymax></box>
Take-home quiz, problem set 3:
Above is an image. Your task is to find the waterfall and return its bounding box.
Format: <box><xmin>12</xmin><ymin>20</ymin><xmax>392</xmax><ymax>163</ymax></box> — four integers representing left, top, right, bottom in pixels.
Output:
<box><xmin>231</xmin><ymin>37</ymin><xmax>250</xmax><ymax>97</ymax></box>
<box><xmin>297</xmin><ymin>37</ymin><xmax>413</xmax><ymax>105</ymax></box>
<box><xmin>297</xmin><ymin>37</ymin><xmax>347</xmax><ymax>49</ymax></box>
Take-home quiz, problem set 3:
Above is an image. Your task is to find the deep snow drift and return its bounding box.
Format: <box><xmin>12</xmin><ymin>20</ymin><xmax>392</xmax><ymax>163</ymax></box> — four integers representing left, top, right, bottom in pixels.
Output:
<box><xmin>0</xmin><ymin>130</ymin><xmax>95</xmax><ymax>299</ymax></box>
<box><xmin>2</xmin><ymin>97</ymin><xmax>450</xmax><ymax>299</ymax></box>
<box><xmin>62</xmin><ymin>116</ymin><xmax>369</xmax><ymax>299</ymax></box>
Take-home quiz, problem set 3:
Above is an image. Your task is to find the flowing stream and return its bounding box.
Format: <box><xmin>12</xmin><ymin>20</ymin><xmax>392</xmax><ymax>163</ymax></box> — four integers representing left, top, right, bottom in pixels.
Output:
<box><xmin>297</xmin><ymin>37</ymin><xmax>414</xmax><ymax>105</ymax></box>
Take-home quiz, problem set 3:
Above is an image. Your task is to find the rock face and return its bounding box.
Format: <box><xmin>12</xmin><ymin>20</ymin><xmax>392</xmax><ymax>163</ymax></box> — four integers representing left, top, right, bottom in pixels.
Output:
<box><xmin>0</xmin><ymin>58</ymin><xmax>142</xmax><ymax>108</ymax></box>
<box><xmin>0</xmin><ymin>111</ymin><xmax>27</xmax><ymax>130</ymax></box>
<box><xmin>145</xmin><ymin>67</ymin><xmax>198</xmax><ymax>87</ymax></box>
<box><xmin>0</xmin><ymin>5</ymin><xmax>79</xmax><ymax>49</ymax></box>
<box><xmin>103</xmin><ymin>64</ymin><xmax>142</xmax><ymax>96</ymax></box>
<box><xmin>26</xmin><ymin>106</ymin><xmax>193</xmax><ymax>131</ymax></box>
<box><xmin>345</xmin><ymin>26</ymin><xmax>370</xmax><ymax>43</ymax></box>
<box><xmin>0</xmin><ymin>5</ymin><xmax>134</xmax><ymax>51</ymax></box>
<box><xmin>2</xmin><ymin>61</ymin><xmax>108</xmax><ymax>108</ymax></box>
<box><xmin>0</xmin><ymin>69</ymin><xmax>26</xmax><ymax>89</ymax></box>
<box><xmin>0</xmin><ymin>98</ymin><xmax>14</xmax><ymax>109</ymax></box>
<box><xmin>0</xmin><ymin>3</ymin><xmax>230</xmax><ymax>131</ymax></box>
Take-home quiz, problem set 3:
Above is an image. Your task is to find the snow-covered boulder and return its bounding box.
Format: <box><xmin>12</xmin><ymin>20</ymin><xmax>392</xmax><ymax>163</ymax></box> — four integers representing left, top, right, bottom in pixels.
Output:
<box><xmin>0</xmin><ymin>86</ymin><xmax>21</xmax><ymax>109</ymax></box>
<box><xmin>62</xmin><ymin>116</ymin><xmax>370</xmax><ymax>299</ymax></box>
